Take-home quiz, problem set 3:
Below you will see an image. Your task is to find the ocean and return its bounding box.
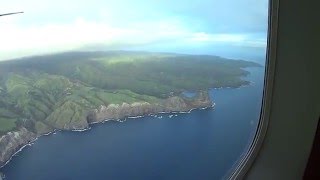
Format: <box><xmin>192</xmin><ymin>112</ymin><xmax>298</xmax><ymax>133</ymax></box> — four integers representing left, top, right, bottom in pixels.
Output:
<box><xmin>1</xmin><ymin>53</ymin><xmax>265</xmax><ymax>180</ymax></box>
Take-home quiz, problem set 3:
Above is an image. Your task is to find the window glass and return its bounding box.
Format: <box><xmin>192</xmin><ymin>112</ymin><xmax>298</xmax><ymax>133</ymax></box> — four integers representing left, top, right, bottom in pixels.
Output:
<box><xmin>0</xmin><ymin>0</ymin><xmax>268</xmax><ymax>179</ymax></box>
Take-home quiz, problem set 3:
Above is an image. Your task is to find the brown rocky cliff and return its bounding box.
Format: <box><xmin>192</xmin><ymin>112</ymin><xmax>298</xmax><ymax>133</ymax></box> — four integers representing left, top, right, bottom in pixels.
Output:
<box><xmin>88</xmin><ymin>91</ymin><xmax>212</xmax><ymax>123</ymax></box>
<box><xmin>0</xmin><ymin>128</ymin><xmax>37</xmax><ymax>167</ymax></box>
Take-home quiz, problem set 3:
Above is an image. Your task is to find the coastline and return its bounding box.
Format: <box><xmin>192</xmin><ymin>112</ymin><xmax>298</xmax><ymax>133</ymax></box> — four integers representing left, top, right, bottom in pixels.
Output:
<box><xmin>0</xmin><ymin>92</ymin><xmax>214</xmax><ymax>170</ymax></box>
<box><xmin>0</xmin><ymin>79</ymin><xmax>257</xmax><ymax>172</ymax></box>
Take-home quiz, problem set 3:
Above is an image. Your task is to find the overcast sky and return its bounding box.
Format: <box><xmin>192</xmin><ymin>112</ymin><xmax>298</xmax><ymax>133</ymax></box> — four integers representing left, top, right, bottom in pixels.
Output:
<box><xmin>0</xmin><ymin>0</ymin><xmax>268</xmax><ymax>60</ymax></box>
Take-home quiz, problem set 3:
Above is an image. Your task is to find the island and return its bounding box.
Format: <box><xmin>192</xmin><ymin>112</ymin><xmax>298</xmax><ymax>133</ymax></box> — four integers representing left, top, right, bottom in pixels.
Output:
<box><xmin>0</xmin><ymin>51</ymin><xmax>261</xmax><ymax>168</ymax></box>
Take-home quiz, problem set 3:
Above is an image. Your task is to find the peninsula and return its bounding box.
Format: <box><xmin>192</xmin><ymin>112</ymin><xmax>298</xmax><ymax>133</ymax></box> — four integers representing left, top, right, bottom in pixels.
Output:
<box><xmin>0</xmin><ymin>51</ymin><xmax>260</xmax><ymax>167</ymax></box>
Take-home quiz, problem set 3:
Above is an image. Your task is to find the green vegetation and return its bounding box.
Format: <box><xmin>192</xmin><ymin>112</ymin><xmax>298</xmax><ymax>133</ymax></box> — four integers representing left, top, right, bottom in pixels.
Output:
<box><xmin>0</xmin><ymin>118</ymin><xmax>17</xmax><ymax>132</ymax></box>
<box><xmin>0</xmin><ymin>51</ymin><xmax>260</xmax><ymax>135</ymax></box>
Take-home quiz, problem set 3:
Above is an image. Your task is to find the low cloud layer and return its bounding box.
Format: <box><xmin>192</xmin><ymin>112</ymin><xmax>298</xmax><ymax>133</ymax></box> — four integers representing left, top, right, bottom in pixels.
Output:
<box><xmin>0</xmin><ymin>0</ymin><xmax>268</xmax><ymax>60</ymax></box>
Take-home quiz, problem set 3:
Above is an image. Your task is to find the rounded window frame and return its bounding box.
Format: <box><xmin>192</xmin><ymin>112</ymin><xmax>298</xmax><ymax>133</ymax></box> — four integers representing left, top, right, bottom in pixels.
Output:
<box><xmin>228</xmin><ymin>0</ymin><xmax>280</xmax><ymax>179</ymax></box>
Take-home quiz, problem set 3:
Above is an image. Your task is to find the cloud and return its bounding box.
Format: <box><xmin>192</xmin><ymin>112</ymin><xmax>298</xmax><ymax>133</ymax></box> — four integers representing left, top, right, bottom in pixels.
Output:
<box><xmin>187</xmin><ymin>32</ymin><xmax>266</xmax><ymax>48</ymax></box>
<box><xmin>0</xmin><ymin>0</ymin><xmax>268</xmax><ymax>60</ymax></box>
<box><xmin>0</xmin><ymin>18</ymin><xmax>185</xmax><ymax>59</ymax></box>
<box><xmin>189</xmin><ymin>32</ymin><xmax>246</xmax><ymax>42</ymax></box>
<box><xmin>0</xmin><ymin>18</ymin><xmax>267</xmax><ymax>61</ymax></box>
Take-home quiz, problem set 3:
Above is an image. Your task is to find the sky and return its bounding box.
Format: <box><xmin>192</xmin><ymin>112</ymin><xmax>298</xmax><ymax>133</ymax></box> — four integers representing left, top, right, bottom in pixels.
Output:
<box><xmin>0</xmin><ymin>0</ymin><xmax>269</xmax><ymax>61</ymax></box>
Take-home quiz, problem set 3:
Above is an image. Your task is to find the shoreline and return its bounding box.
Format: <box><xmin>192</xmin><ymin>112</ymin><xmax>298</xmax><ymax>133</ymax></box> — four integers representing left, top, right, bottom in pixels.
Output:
<box><xmin>0</xmin><ymin>103</ymin><xmax>215</xmax><ymax>171</ymax></box>
<box><xmin>0</xmin><ymin>81</ymin><xmax>245</xmax><ymax>173</ymax></box>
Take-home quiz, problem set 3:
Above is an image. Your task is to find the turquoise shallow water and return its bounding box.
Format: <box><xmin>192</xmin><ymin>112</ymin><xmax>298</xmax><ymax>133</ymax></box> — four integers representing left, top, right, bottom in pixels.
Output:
<box><xmin>1</xmin><ymin>65</ymin><xmax>265</xmax><ymax>180</ymax></box>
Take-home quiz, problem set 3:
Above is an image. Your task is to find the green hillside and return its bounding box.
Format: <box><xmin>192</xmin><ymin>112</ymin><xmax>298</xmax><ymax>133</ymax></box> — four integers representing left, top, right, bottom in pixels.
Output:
<box><xmin>0</xmin><ymin>51</ymin><xmax>261</xmax><ymax>135</ymax></box>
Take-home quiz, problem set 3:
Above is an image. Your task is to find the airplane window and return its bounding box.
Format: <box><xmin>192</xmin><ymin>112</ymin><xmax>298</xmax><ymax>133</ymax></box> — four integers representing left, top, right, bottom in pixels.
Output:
<box><xmin>0</xmin><ymin>0</ymin><xmax>268</xmax><ymax>179</ymax></box>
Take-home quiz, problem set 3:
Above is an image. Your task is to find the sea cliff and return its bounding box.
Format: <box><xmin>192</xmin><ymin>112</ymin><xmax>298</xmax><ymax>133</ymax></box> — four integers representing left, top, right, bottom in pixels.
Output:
<box><xmin>88</xmin><ymin>91</ymin><xmax>212</xmax><ymax>123</ymax></box>
<box><xmin>0</xmin><ymin>91</ymin><xmax>213</xmax><ymax>168</ymax></box>
<box><xmin>0</xmin><ymin>128</ymin><xmax>37</xmax><ymax>167</ymax></box>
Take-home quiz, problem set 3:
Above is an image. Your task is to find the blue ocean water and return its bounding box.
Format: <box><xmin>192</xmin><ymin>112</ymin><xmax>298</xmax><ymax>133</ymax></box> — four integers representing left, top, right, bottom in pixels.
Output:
<box><xmin>1</xmin><ymin>57</ymin><xmax>265</xmax><ymax>180</ymax></box>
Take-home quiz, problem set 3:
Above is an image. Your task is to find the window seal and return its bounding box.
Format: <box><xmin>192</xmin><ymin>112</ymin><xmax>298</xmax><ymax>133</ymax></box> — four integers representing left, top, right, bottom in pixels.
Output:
<box><xmin>228</xmin><ymin>0</ymin><xmax>280</xmax><ymax>179</ymax></box>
